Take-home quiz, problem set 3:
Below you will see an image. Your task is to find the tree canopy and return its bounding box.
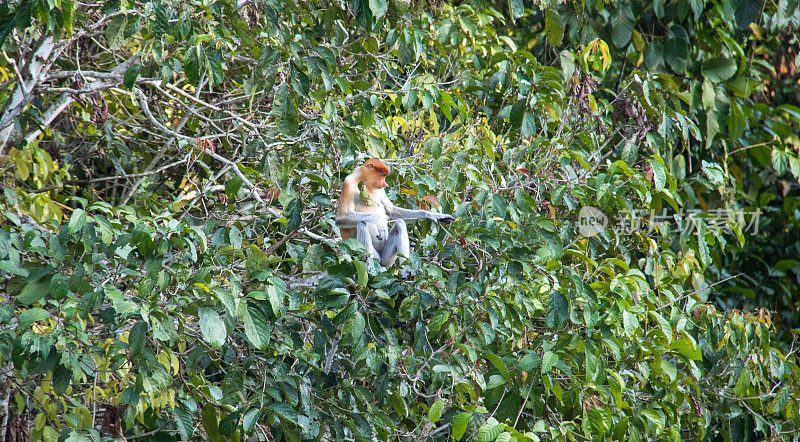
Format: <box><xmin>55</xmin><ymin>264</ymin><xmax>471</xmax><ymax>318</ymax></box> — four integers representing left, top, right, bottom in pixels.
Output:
<box><xmin>1</xmin><ymin>0</ymin><xmax>800</xmax><ymax>440</ymax></box>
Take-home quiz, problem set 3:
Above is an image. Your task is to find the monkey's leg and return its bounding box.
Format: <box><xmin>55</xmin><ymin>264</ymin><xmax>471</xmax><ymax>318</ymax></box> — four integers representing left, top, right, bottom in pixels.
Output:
<box><xmin>380</xmin><ymin>219</ymin><xmax>410</xmax><ymax>268</ymax></box>
<box><xmin>356</xmin><ymin>221</ymin><xmax>381</xmax><ymax>261</ymax></box>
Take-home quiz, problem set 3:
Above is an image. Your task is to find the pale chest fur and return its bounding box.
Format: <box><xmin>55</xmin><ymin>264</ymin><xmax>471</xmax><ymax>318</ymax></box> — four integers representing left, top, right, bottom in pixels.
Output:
<box><xmin>356</xmin><ymin>187</ymin><xmax>388</xmax><ymax>248</ymax></box>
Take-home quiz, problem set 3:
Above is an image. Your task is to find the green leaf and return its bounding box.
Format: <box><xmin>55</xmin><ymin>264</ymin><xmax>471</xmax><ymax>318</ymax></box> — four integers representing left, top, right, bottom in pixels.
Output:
<box><xmin>342</xmin><ymin>311</ymin><xmax>366</xmax><ymax>345</ymax></box>
<box><xmin>243</xmin><ymin>304</ymin><xmax>272</xmax><ymax>350</ymax></box>
<box><xmin>701</xmin><ymin>160</ymin><xmax>725</xmax><ymax>185</ymax></box>
<box><xmin>106</xmin><ymin>14</ymin><xmax>127</xmax><ymax>49</ymax></box>
<box><xmin>19</xmin><ymin>308</ymin><xmax>50</xmax><ymax>329</ymax></box>
<box><xmin>274</xmin><ymin>84</ymin><xmax>299</xmax><ymax>136</ymax></box>
<box><xmin>246</xmin><ymin>251</ymin><xmax>271</xmax><ymax>274</ymax></box>
<box><xmin>266</xmin><ymin>278</ymin><xmax>285</xmax><ymax>317</ymax></box>
<box><xmin>476</xmin><ymin>417</ymin><xmax>503</xmax><ymax>442</ymax></box>
<box><xmin>389</xmin><ymin>393</ymin><xmax>408</xmax><ymax>417</ymax></box>
<box><xmin>702</xmin><ymin>79</ymin><xmax>716</xmax><ymax>110</ymax></box>
<box><xmin>702</xmin><ymin>57</ymin><xmax>737</xmax><ymax>83</ymax></box>
<box><xmin>355</xmin><ymin>0</ymin><xmax>373</xmax><ymax>31</ymax></box>
<box><xmin>354</xmin><ymin>260</ymin><xmax>368</xmax><ymax>287</ymax></box>
<box><xmin>585</xmin><ymin>341</ymin><xmax>599</xmax><ymax>381</ymax></box>
<box><xmin>53</xmin><ymin>364</ymin><xmax>71</xmax><ymax>395</ymax></box>
<box><xmin>706</xmin><ymin>109</ymin><xmax>720</xmax><ymax>148</ymax></box>
<box><xmin>649</xmin><ymin>157</ymin><xmax>667</xmax><ymax>191</ymax></box>
<box><xmin>0</xmin><ymin>10</ymin><xmax>15</xmax><ymax>47</ymax></box>
<box><xmin>272</xmin><ymin>403</ymin><xmax>299</xmax><ymax>424</ymax></box>
<box><xmin>519</xmin><ymin>351</ymin><xmax>541</xmax><ymax>372</ymax></box>
<box><xmin>68</xmin><ymin>208</ymin><xmax>87</xmax><ymax>234</ymax></box>
<box><xmin>653</xmin><ymin>0</ymin><xmax>664</xmax><ymax>18</ymax></box>
<box><xmin>242</xmin><ymin>408</ymin><xmax>261</xmax><ymax>433</ymax></box>
<box><xmin>285</xmin><ymin>197</ymin><xmax>303</xmax><ymax>232</ymax></box>
<box><xmin>664</xmin><ymin>38</ymin><xmax>688</xmax><ymax>73</ymax></box>
<box><xmin>622</xmin><ymin>311</ymin><xmax>638</xmax><ymax>337</ymax></box>
<box><xmin>621</xmin><ymin>142</ymin><xmax>639</xmax><ymax>166</ymax></box>
<box><xmin>129</xmin><ymin>320</ymin><xmax>148</xmax><ymax>355</ymax></box>
<box><xmin>486</xmin><ymin>374</ymin><xmax>506</xmax><ymax>390</ymax></box>
<box><xmin>483</xmin><ymin>352</ymin><xmax>511</xmax><ymax>382</ymax></box>
<box><xmin>732</xmin><ymin>0</ymin><xmax>761</xmax><ymax>29</ymax></box>
<box><xmin>640</xmin><ymin>409</ymin><xmax>665</xmax><ymax>431</ymax></box>
<box><xmin>184</xmin><ymin>47</ymin><xmax>200</xmax><ymax>85</ymax></box>
<box><xmin>521</xmin><ymin>112</ymin><xmax>536</xmax><ymax>137</ymax></box>
<box><xmin>229</xmin><ymin>226</ymin><xmax>242</xmax><ymax>248</ymax></box>
<box><xmin>219</xmin><ymin>411</ymin><xmax>241</xmax><ymax>438</ymax></box>
<box><xmin>541</xmin><ymin>351</ymin><xmax>558</xmax><ymax>374</ymax></box>
<box><xmin>610</xmin><ymin>4</ymin><xmax>635</xmax><ymax>48</ymax></box>
<box><xmin>369</xmin><ymin>0</ymin><xmax>387</xmax><ymax>18</ymax></box>
<box><xmin>0</xmin><ymin>260</ymin><xmax>27</xmax><ymax>277</ymax></box>
<box><xmin>728</xmin><ymin>100</ymin><xmax>745</xmax><ymax>140</ymax></box>
<box><xmin>290</xmin><ymin>62</ymin><xmax>310</xmax><ymax>97</ymax></box>
<box><xmin>17</xmin><ymin>278</ymin><xmax>51</xmax><ymax>305</ymax></box>
<box><xmin>670</xmin><ymin>337</ymin><xmax>702</xmax><ymax>360</ymax></box>
<box><xmin>661</xmin><ymin>359</ymin><xmax>677</xmax><ymax>382</ymax></box>
<box><xmin>131</xmin><ymin>223</ymin><xmax>155</xmax><ymax>257</ymax></box>
<box><xmin>202</xmin><ymin>404</ymin><xmax>221</xmax><ymax>441</ymax></box>
<box><xmin>509</xmin><ymin>99</ymin><xmax>525</xmax><ymax>129</ymax></box>
<box><xmin>768</xmin><ymin>387</ymin><xmax>789</xmax><ymax>414</ymax></box>
<box><xmin>428</xmin><ymin>399</ymin><xmax>445</xmax><ymax>423</ymax></box>
<box><xmin>545</xmin><ymin>8</ymin><xmax>564</xmax><ymax>47</ymax></box>
<box><xmin>175</xmin><ymin>402</ymin><xmax>195</xmax><ymax>440</ymax></box>
<box><xmin>790</xmin><ymin>156</ymin><xmax>800</xmax><ymax>181</ymax></box>
<box><xmin>399</xmin><ymin>293</ymin><xmax>420</xmax><ymax>321</ymax></box>
<box><xmin>452</xmin><ymin>412</ymin><xmax>471</xmax><ymax>441</ymax></box>
<box><xmin>95</xmin><ymin>215</ymin><xmax>114</xmax><ymax>245</ymax></box>
<box><xmin>509</xmin><ymin>0</ymin><xmax>524</xmax><ymax>20</ymax></box>
<box><xmin>644</xmin><ymin>42</ymin><xmax>664</xmax><ymax>71</ymax></box>
<box><xmin>123</xmin><ymin>64</ymin><xmax>140</xmax><ymax>89</ymax></box>
<box><xmin>546</xmin><ymin>290</ymin><xmax>569</xmax><ymax>329</ymax></box>
<box><xmin>586</xmin><ymin>406</ymin><xmax>612</xmax><ymax>436</ymax></box>
<box><xmin>199</xmin><ymin>308</ymin><xmax>227</xmax><ymax>347</ymax></box>
<box><xmin>734</xmin><ymin>367</ymin><xmax>752</xmax><ymax>396</ymax></box>
<box><xmin>302</xmin><ymin>244</ymin><xmax>324</xmax><ymax>272</ymax></box>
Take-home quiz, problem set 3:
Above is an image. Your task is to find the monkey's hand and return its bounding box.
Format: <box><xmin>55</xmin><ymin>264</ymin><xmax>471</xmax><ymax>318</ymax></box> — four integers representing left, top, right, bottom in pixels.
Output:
<box><xmin>435</xmin><ymin>213</ymin><xmax>455</xmax><ymax>224</ymax></box>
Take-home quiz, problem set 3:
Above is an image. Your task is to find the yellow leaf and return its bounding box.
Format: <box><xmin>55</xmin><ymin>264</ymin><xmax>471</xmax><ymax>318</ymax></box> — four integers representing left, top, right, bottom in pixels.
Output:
<box><xmin>631</xmin><ymin>30</ymin><xmax>644</xmax><ymax>52</ymax></box>
<box><xmin>600</xmin><ymin>42</ymin><xmax>611</xmax><ymax>71</ymax></box>
<box><xmin>588</xmin><ymin>94</ymin><xmax>597</xmax><ymax>113</ymax></box>
<box><xmin>16</xmin><ymin>155</ymin><xmax>30</xmax><ymax>180</ymax></box>
<box><xmin>400</xmin><ymin>188</ymin><xmax>416</xmax><ymax>195</ymax></box>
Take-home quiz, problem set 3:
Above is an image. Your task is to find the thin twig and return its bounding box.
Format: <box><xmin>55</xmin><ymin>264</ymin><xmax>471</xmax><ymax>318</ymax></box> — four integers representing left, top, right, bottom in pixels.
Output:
<box><xmin>656</xmin><ymin>273</ymin><xmax>743</xmax><ymax>310</ymax></box>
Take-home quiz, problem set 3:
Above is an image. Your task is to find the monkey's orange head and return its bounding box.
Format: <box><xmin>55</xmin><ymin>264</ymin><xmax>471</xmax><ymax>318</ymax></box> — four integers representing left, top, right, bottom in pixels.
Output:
<box><xmin>361</xmin><ymin>159</ymin><xmax>389</xmax><ymax>188</ymax></box>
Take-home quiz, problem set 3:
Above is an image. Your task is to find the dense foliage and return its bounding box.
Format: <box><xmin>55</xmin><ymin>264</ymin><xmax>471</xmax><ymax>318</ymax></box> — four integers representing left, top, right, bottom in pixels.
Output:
<box><xmin>2</xmin><ymin>0</ymin><xmax>800</xmax><ymax>440</ymax></box>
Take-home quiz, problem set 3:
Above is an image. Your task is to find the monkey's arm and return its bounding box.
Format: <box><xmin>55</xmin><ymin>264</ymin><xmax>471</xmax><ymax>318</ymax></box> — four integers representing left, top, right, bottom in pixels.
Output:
<box><xmin>385</xmin><ymin>200</ymin><xmax>455</xmax><ymax>223</ymax></box>
<box><xmin>335</xmin><ymin>211</ymin><xmax>385</xmax><ymax>228</ymax></box>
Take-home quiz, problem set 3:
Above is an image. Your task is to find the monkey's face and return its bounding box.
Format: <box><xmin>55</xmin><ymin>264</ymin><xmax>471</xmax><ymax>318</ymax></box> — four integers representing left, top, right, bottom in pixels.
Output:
<box><xmin>362</xmin><ymin>160</ymin><xmax>389</xmax><ymax>189</ymax></box>
<box><xmin>374</xmin><ymin>174</ymin><xmax>387</xmax><ymax>189</ymax></box>
<box><xmin>363</xmin><ymin>171</ymin><xmax>386</xmax><ymax>189</ymax></box>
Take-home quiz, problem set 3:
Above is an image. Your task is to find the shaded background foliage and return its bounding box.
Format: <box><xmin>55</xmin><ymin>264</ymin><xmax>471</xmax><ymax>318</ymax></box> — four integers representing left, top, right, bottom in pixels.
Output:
<box><xmin>1</xmin><ymin>0</ymin><xmax>800</xmax><ymax>440</ymax></box>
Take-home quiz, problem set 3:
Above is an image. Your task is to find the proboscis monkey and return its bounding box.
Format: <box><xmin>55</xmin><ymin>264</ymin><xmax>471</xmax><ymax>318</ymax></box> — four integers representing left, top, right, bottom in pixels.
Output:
<box><xmin>336</xmin><ymin>159</ymin><xmax>455</xmax><ymax>267</ymax></box>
